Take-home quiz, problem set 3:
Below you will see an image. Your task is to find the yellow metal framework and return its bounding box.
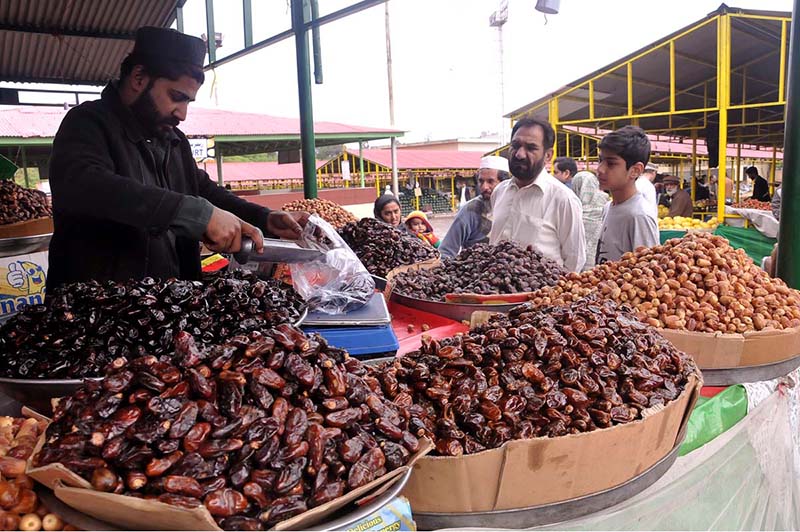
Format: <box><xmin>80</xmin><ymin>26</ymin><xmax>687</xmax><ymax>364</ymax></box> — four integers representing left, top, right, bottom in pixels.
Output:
<box><xmin>504</xmin><ymin>5</ymin><xmax>789</xmax><ymax>221</ymax></box>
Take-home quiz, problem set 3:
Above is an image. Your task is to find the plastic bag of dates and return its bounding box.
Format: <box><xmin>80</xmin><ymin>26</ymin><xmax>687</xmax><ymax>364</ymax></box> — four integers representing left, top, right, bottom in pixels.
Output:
<box><xmin>0</xmin><ymin>270</ymin><xmax>306</xmax><ymax>379</ymax></box>
<box><xmin>372</xmin><ymin>296</ymin><xmax>699</xmax><ymax>456</ymax></box>
<box><xmin>391</xmin><ymin>241</ymin><xmax>566</xmax><ymax>302</ymax></box>
<box><xmin>529</xmin><ymin>232</ymin><xmax>800</xmax><ymax>333</ymax></box>
<box><xmin>338</xmin><ymin>218</ymin><xmax>439</xmax><ymax>278</ymax></box>
<box><xmin>30</xmin><ymin>325</ymin><xmax>431</xmax><ymax>531</ymax></box>
<box><xmin>281</xmin><ymin>199</ymin><xmax>357</xmax><ymax>230</ymax></box>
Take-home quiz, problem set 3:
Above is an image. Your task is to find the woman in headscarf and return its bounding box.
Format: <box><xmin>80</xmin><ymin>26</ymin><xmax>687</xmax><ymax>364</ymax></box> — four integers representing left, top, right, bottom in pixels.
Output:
<box><xmin>572</xmin><ymin>171</ymin><xmax>609</xmax><ymax>269</ymax></box>
<box><xmin>373</xmin><ymin>193</ymin><xmax>404</xmax><ymax>228</ymax></box>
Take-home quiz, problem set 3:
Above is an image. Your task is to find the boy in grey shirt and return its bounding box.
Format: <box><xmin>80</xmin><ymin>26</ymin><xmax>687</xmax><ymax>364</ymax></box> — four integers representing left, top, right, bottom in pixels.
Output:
<box><xmin>595</xmin><ymin>126</ymin><xmax>659</xmax><ymax>265</ymax></box>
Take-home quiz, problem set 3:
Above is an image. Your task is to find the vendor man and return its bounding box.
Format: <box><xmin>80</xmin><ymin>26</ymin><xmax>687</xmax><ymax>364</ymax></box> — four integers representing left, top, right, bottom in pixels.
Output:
<box><xmin>47</xmin><ymin>27</ymin><xmax>308</xmax><ymax>289</ymax></box>
<box><xmin>489</xmin><ymin>118</ymin><xmax>586</xmax><ymax>272</ymax></box>
<box><xmin>439</xmin><ymin>155</ymin><xmax>509</xmax><ymax>259</ymax></box>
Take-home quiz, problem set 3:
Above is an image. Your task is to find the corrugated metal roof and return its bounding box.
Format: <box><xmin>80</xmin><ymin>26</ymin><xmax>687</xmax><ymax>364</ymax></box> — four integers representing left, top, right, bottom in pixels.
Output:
<box><xmin>202</xmin><ymin>161</ymin><xmax>327</xmax><ymax>182</ymax></box>
<box><xmin>0</xmin><ymin>105</ymin><xmax>401</xmax><ymax>140</ymax></box>
<box><xmin>0</xmin><ymin>0</ymin><xmax>179</xmax><ymax>84</ymax></box>
<box><xmin>348</xmin><ymin>148</ymin><xmax>483</xmax><ymax>170</ymax></box>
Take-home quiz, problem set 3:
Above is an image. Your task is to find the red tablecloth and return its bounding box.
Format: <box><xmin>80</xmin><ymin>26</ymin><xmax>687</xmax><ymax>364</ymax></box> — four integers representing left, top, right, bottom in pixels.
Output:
<box><xmin>388</xmin><ymin>301</ymin><xmax>469</xmax><ymax>356</ymax></box>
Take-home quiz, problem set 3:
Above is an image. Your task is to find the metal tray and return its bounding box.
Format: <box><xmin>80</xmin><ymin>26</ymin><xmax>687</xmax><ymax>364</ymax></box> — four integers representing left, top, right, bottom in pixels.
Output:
<box><xmin>0</xmin><ymin>377</ymin><xmax>90</xmax><ymax>414</ymax></box>
<box><xmin>310</xmin><ymin>468</ymin><xmax>413</xmax><ymax>531</ymax></box>
<box><xmin>390</xmin><ymin>291</ymin><xmax>519</xmax><ymax>322</ymax></box>
<box><xmin>700</xmin><ymin>352</ymin><xmax>800</xmax><ymax>386</ymax></box>
<box><xmin>372</xmin><ymin>275</ymin><xmax>388</xmax><ymax>291</ymax></box>
<box><xmin>413</xmin><ymin>441</ymin><xmax>683</xmax><ymax>530</ymax></box>
<box><xmin>0</xmin><ymin>233</ymin><xmax>52</xmax><ymax>258</ymax></box>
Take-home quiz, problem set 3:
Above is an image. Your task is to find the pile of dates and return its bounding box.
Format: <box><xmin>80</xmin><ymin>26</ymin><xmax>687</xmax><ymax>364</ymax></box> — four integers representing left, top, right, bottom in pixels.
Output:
<box><xmin>34</xmin><ymin>325</ymin><xmax>422</xmax><ymax>530</ymax></box>
<box><xmin>373</xmin><ymin>297</ymin><xmax>697</xmax><ymax>456</ymax></box>
<box><xmin>0</xmin><ymin>270</ymin><xmax>307</xmax><ymax>379</ymax></box>
<box><xmin>529</xmin><ymin>232</ymin><xmax>800</xmax><ymax>332</ymax></box>
<box><xmin>281</xmin><ymin>199</ymin><xmax>357</xmax><ymax>230</ymax></box>
<box><xmin>0</xmin><ymin>180</ymin><xmax>52</xmax><ymax>225</ymax></box>
<box><xmin>0</xmin><ymin>417</ymin><xmax>76</xmax><ymax>531</ymax></box>
<box><xmin>339</xmin><ymin>218</ymin><xmax>439</xmax><ymax>278</ymax></box>
<box><xmin>392</xmin><ymin>241</ymin><xmax>566</xmax><ymax>301</ymax></box>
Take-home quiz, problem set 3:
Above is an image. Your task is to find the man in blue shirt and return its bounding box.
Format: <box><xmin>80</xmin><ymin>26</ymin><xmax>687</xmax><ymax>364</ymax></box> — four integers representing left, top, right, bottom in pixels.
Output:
<box><xmin>440</xmin><ymin>156</ymin><xmax>509</xmax><ymax>259</ymax></box>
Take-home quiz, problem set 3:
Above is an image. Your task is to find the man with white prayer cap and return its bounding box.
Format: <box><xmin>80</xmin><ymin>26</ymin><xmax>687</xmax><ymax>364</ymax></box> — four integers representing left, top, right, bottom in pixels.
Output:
<box><xmin>439</xmin><ymin>155</ymin><xmax>510</xmax><ymax>259</ymax></box>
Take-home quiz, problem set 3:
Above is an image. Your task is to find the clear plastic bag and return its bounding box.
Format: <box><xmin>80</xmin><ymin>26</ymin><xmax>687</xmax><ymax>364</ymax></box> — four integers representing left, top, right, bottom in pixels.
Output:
<box><xmin>289</xmin><ymin>215</ymin><xmax>375</xmax><ymax>314</ymax></box>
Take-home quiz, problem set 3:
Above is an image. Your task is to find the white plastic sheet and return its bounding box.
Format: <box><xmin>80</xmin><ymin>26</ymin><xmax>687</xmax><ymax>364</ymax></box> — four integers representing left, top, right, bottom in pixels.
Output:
<box><xmin>725</xmin><ymin>206</ymin><xmax>779</xmax><ymax>238</ymax></box>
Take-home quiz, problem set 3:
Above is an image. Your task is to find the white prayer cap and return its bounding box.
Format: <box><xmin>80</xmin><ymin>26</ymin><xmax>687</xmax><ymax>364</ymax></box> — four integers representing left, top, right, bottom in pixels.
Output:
<box><xmin>480</xmin><ymin>155</ymin><xmax>509</xmax><ymax>173</ymax></box>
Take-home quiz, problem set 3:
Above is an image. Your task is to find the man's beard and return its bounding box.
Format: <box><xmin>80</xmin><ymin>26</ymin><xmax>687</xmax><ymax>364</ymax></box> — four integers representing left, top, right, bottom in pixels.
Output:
<box><xmin>131</xmin><ymin>88</ymin><xmax>179</xmax><ymax>139</ymax></box>
<box><xmin>509</xmin><ymin>156</ymin><xmax>545</xmax><ymax>183</ymax></box>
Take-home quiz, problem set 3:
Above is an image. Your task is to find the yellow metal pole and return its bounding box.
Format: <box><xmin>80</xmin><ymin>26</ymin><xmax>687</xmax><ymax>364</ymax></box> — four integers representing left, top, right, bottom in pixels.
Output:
<box><xmin>741</xmin><ymin>66</ymin><xmax>747</xmax><ymax>125</ymax></box>
<box><xmin>735</xmin><ymin>143</ymin><xmax>742</xmax><ymax>204</ymax></box>
<box><xmin>451</xmin><ymin>175</ymin><xmax>456</xmax><ymax>212</ymax></box>
<box><xmin>770</xmin><ymin>146</ymin><xmax>777</xmax><ymax>195</ymax></box>
<box><xmin>670</xmin><ymin>40</ymin><xmax>676</xmax><ymax>112</ymax></box>
<box><xmin>588</xmin><ymin>81</ymin><xmax>595</xmax><ymax>120</ymax></box>
<box><xmin>716</xmin><ymin>13</ymin><xmax>730</xmax><ymax>221</ymax></box>
<box><xmin>780</xmin><ymin>19</ymin><xmax>787</xmax><ymax>102</ymax></box>
<box><xmin>691</xmin><ymin>129</ymin><xmax>698</xmax><ymax>202</ymax></box>
<box><xmin>627</xmin><ymin>62</ymin><xmax>633</xmax><ymax>116</ymax></box>
<box><xmin>565</xmin><ymin>132</ymin><xmax>570</xmax><ymax>157</ymax></box>
<box><xmin>549</xmin><ymin>98</ymin><xmax>559</xmax><ymax>167</ymax></box>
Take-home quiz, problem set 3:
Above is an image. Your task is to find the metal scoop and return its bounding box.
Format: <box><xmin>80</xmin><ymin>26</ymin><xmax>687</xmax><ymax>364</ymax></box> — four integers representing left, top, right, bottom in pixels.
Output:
<box><xmin>233</xmin><ymin>237</ymin><xmax>324</xmax><ymax>265</ymax></box>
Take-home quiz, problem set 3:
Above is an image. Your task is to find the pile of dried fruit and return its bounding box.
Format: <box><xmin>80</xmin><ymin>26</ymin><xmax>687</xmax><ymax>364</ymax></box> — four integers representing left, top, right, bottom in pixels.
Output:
<box><xmin>529</xmin><ymin>233</ymin><xmax>800</xmax><ymax>333</ymax></box>
<box><xmin>339</xmin><ymin>218</ymin><xmax>439</xmax><ymax>278</ymax></box>
<box><xmin>0</xmin><ymin>417</ymin><xmax>75</xmax><ymax>531</ymax></box>
<box><xmin>0</xmin><ymin>270</ymin><xmax>307</xmax><ymax>379</ymax></box>
<box><xmin>392</xmin><ymin>242</ymin><xmax>566</xmax><ymax>301</ymax></box>
<box><xmin>732</xmin><ymin>199</ymin><xmax>771</xmax><ymax>210</ymax></box>
<box><xmin>373</xmin><ymin>297</ymin><xmax>697</xmax><ymax>456</ymax></box>
<box><xmin>34</xmin><ymin>326</ymin><xmax>421</xmax><ymax>529</ymax></box>
<box><xmin>0</xmin><ymin>180</ymin><xmax>52</xmax><ymax>225</ymax></box>
<box><xmin>281</xmin><ymin>199</ymin><xmax>357</xmax><ymax>230</ymax></box>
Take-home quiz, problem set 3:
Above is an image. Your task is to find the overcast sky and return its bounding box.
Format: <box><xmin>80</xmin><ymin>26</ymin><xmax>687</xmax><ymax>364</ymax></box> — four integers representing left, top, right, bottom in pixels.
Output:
<box><xmin>177</xmin><ymin>0</ymin><xmax>794</xmax><ymax>143</ymax></box>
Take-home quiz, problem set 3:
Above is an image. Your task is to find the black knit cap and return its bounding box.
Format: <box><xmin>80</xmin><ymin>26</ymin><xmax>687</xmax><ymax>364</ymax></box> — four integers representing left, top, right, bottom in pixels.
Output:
<box><xmin>132</xmin><ymin>26</ymin><xmax>206</xmax><ymax>67</ymax></box>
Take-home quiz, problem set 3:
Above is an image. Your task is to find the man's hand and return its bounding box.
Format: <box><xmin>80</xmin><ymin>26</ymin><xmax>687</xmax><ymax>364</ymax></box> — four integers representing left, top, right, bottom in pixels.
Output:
<box><xmin>266</xmin><ymin>210</ymin><xmax>309</xmax><ymax>240</ymax></box>
<box><xmin>203</xmin><ymin>207</ymin><xmax>264</xmax><ymax>253</ymax></box>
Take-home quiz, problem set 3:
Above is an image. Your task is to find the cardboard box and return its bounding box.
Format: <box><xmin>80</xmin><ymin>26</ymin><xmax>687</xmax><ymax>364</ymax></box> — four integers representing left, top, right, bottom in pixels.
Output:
<box><xmin>28</xmin><ymin>423</ymin><xmax>432</xmax><ymax>530</ymax></box>
<box><xmin>0</xmin><ymin>217</ymin><xmax>53</xmax><ymax>239</ymax></box>
<box><xmin>658</xmin><ymin>326</ymin><xmax>800</xmax><ymax>369</ymax></box>
<box><xmin>401</xmin><ymin>374</ymin><xmax>701</xmax><ymax>513</ymax></box>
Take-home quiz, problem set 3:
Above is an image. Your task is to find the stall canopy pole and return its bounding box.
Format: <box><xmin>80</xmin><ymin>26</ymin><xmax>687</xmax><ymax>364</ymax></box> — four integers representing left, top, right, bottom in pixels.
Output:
<box><xmin>291</xmin><ymin>0</ymin><xmax>318</xmax><ymax>199</ymax></box>
<box><xmin>215</xmin><ymin>145</ymin><xmax>223</xmax><ymax>186</ymax></box>
<box><xmin>358</xmin><ymin>142</ymin><xmax>365</xmax><ymax>187</ymax></box>
<box><xmin>385</xmin><ymin>1</ymin><xmax>399</xmax><ymax>196</ymax></box>
<box><xmin>205</xmin><ymin>0</ymin><xmax>216</xmax><ymax>63</ymax></box>
<box><xmin>777</xmin><ymin>0</ymin><xmax>800</xmax><ymax>287</ymax></box>
<box><xmin>21</xmin><ymin>146</ymin><xmax>29</xmax><ymax>188</ymax></box>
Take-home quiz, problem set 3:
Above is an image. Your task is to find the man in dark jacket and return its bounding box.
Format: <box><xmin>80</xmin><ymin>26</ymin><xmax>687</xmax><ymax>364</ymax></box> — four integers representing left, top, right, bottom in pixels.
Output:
<box><xmin>48</xmin><ymin>27</ymin><xmax>307</xmax><ymax>289</ymax></box>
<box><xmin>746</xmin><ymin>166</ymin><xmax>771</xmax><ymax>202</ymax></box>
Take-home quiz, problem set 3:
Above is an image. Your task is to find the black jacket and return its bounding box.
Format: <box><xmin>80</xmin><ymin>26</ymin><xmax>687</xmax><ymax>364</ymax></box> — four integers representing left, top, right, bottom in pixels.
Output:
<box><xmin>47</xmin><ymin>84</ymin><xmax>270</xmax><ymax>289</ymax></box>
<box><xmin>751</xmin><ymin>176</ymin><xmax>771</xmax><ymax>202</ymax></box>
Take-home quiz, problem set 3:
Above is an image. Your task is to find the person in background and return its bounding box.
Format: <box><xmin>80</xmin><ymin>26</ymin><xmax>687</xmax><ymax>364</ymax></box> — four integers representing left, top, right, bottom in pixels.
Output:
<box><xmin>635</xmin><ymin>162</ymin><xmax>658</xmax><ymax>221</ymax></box>
<box><xmin>439</xmin><ymin>155</ymin><xmax>509</xmax><ymax>259</ymax></box>
<box><xmin>663</xmin><ymin>175</ymin><xmax>694</xmax><ymax>217</ymax></box>
<box><xmin>405</xmin><ymin>210</ymin><xmax>440</xmax><ymax>248</ymax></box>
<box><xmin>772</xmin><ymin>185</ymin><xmax>782</xmax><ymax>220</ymax></box>
<box><xmin>552</xmin><ymin>157</ymin><xmax>578</xmax><ymax>191</ymax></box>
<box><xmin>746</xmin><ymin>166</ymin><xmax>771</xmax><ymax>202</ymax></box>
<box><xmin>693</xmin><ymin>174</ymin><xmax>710</xmax><ymax>201</ymax></box>
<box><xmin>595</xmin><ymin>126</ymin><xmax>659</xmax><ymax>264</ymax></box>
<box><xmin>489</xmin><ymin>117</ymin><xmax>586</xmax><ymax>272</ymax></box>
<box><xmin>373</xmin><ymin>193</ymin><xmax>403</xmax><ymax>228</ymax></box>
<box><xmin>572</xmin><ymin>171</ymin><xmax>609</xmax><ymax>269</ymax></box>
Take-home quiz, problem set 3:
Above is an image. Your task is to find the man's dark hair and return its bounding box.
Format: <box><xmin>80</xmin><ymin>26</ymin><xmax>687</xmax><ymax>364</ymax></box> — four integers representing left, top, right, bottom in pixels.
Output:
<box><xmin>510</xmin><ymin>117</ymin><xmax>555</xmax><ymax>150</ymax></box>
<box><xmin>120</xmin><ymin>52</ymin><xmax>205</xmax><ymax>85</ymax></box>
<box><xmin>745</xmin><ymin>166</ymin><xmax>759</xmax><ymax>177</ymax></box>
<box><xmin>554</xmin><ymin>157</ymin><xmax>578</xmax><ymax>178</ymax></box>
<box><xmin>598</xmin><ymin>125</ymin><xmax>651</xmax><ymax>169</ymax></box>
